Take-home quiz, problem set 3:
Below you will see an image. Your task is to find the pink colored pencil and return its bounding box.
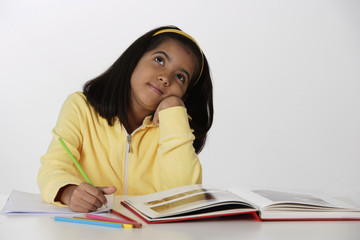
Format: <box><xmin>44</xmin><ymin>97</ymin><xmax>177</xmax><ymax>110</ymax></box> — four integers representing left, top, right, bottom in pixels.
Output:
<box><xmin>86</xmin><ymin>213</ymin><xmax>142</xmax><ymax>228</ymax></box>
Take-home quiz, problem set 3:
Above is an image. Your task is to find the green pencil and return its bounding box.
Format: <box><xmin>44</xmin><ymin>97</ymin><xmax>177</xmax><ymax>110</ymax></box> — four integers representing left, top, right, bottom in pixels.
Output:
<box><xmin>58</xmin><ymin>137</ymin><xmax>94</xmax><ymax>186</ymax></box>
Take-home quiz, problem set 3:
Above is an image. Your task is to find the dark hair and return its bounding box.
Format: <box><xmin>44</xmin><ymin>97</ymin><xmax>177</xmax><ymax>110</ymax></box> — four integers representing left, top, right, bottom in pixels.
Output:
<box><xmin>83</xmin><ymin>26</ymin><xmax>213</xmax><ymax>153</ymax></box>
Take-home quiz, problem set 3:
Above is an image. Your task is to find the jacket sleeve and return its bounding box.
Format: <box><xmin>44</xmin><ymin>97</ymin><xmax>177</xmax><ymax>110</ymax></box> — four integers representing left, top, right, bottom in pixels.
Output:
<box><xmin>37</xmin><ymin>93</ymin><xmax>84</xmax><ymax>206</ymax></box>
<box><xmin>156</xmin><ymin>106</ymin><xmax>202</xmax><ymax>191</ymax></box>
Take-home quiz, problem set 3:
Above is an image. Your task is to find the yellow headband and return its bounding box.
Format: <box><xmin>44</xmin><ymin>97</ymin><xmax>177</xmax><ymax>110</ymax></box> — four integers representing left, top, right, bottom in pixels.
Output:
<box><xmin>153</xmin><ymin>29</ymin><xmax>204</xmax><ymax>85</ymax></box>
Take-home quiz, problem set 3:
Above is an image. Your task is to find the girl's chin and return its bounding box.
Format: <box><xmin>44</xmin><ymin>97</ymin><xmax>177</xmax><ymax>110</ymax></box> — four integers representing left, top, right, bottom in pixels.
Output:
<box><xmin>141</xmin><ymin>103</ymin><xmax>159</xmax><ymax>113</ymax></box>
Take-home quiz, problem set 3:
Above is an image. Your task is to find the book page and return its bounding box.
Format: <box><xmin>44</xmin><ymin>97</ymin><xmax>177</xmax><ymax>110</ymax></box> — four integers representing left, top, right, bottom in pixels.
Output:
<box><xmin>124</xmin><ymin>184</ymin><xmax>254</xmax><ymax>219</ymax></box>
<box><xmin>228</xmin><ymin>186</ymin><xmax>359</xmax><ymax>211</ymax></box>
<box><xmin>227</xmin><ymin>186</ymin><xmax>273</xmax><ymax>209</ymax></box>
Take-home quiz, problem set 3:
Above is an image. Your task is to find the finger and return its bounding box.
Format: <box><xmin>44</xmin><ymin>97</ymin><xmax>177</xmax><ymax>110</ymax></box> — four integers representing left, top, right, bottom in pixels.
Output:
<box><xmin>73</xmin><ymin>183</ymin><xmax>104</xmax><ymax>209</ymax></box>
<box><xmin>83</xmin><ymin>187</ymin><xmax>107</xmax><ymax>208</ymax></box>
<box><xmin>69</xmin><ymin>190</ymin><xmax>99</xmax><ymax>212</ymax></box>
<box><xmin>70</xmin><ymin>198</ymin><xmax>98</xmax><ymax>213</ymax></box>
<box><xmin>98</xmin><ymin>186</ymin><xmax>117</xmax><ymax>195</ymax></box>
<box><xmin>96</xmin><ymin>186</ymin><xmax>116</xmax><ymax>206</ymax></box>
<box><xmin>152</xmin><ymin>111</ymin><xmax>159</xmax><ymax>125</ymax></box>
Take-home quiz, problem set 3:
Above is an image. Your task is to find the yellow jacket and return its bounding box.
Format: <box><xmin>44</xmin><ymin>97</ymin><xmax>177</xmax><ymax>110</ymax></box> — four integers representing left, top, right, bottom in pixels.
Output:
<box><xmin>38</xmin><ymin>92</ymin><xmax>202</xmax><ymax>205</ymax></box>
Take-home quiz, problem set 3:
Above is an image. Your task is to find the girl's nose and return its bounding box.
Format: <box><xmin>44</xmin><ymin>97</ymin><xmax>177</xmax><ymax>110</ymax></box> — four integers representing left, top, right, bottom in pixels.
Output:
<box><xmin>158</xmin><ymin>75</ymin><xmax>169</xmax><ymax>86</ymax></box>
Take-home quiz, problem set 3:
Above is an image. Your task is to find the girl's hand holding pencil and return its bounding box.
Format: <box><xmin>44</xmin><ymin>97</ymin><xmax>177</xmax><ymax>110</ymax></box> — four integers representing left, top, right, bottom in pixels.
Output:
<box><xmin>56</xmin><ymin>183</ymin><xmax>116</xmax><ymax>212</ymax></box>
<box><xmin>56</xmin><ymin>137</ymin><xmax>116</xmax><ymax>212</ymax></box>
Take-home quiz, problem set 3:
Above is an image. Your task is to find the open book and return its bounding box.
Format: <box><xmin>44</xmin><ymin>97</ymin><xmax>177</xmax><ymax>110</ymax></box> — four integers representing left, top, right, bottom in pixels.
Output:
<box><xmin>121</xmin><ymin>184</ymin><xmax>360</xmax><ymax>223</ymax></box>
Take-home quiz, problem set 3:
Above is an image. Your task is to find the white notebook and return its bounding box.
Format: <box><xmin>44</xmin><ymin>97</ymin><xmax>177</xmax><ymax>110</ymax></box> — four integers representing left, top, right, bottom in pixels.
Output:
<box><xmin>1</xmin><ymin>190</ymin><xmax>113</xmax><ymax>215</ymax></box>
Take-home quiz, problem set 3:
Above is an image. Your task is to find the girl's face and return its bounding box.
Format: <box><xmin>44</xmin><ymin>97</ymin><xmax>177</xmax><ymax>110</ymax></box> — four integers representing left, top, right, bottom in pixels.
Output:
<box><xmin>129</xmin><ymin>38</ymin><xmax>198</xmax><ymax>114</ymax></box>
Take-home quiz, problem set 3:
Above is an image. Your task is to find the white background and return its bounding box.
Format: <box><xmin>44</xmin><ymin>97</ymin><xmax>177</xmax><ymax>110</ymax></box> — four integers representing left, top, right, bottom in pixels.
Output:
<box><xmin>1</xmin><ymin>0</ymin><xmax>359</xmax><ymax>202</ymax></box>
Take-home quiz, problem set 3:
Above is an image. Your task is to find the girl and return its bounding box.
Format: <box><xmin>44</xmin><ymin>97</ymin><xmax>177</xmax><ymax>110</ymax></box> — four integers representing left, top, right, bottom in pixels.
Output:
<box><xmin>38</xmin><ymin>26</ymin><xmax>213</xmax><ymax>212</ymax></box>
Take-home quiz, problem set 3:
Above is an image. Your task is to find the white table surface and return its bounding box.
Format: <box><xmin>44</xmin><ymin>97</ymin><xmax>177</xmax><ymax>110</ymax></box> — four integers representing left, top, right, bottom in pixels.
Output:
<box><xmin>1</xmin><ymin>195</ymin><xmax>360</xmax><ymax>240</ymax></box>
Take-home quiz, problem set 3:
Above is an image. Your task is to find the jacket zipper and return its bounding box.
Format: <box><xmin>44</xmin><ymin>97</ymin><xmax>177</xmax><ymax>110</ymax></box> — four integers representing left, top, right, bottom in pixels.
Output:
<box><xmin>123</xmin><ymin>125</ymin><xmax>143</xmax><ymax>195</ymax></box>
<box><xmin>124</xmin><ymin>135</ymin><xmax>132</xmax><ymax>195</ymax></box>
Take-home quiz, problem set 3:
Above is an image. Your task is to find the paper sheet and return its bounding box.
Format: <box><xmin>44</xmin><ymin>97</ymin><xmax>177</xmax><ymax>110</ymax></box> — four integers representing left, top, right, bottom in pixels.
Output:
<box><xmin>1</xmin><ymin>190</ymin><xmax>113</xmax><ymax>215</ymax></box>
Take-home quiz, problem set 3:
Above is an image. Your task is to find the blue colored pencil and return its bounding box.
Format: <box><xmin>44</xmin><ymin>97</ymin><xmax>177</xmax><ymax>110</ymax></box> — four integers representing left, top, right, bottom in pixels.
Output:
<box><xmin>54</xmin><ymin>216</ymin><xmax>122</xmax><ymax>228</ymax></box>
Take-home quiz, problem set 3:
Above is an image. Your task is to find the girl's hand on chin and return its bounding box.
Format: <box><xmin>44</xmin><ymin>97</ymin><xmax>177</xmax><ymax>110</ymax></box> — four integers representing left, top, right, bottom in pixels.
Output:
<box><xmin>152</xmin><ymin>96</ymin><xmax>184</xmax><ymax>125</ymax></box>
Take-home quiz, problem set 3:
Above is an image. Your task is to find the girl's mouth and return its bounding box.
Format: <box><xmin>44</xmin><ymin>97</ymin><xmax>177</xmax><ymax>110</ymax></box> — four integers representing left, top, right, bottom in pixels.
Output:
<box><xmin>149</xmin><ymin>83</ymin><xmax>164</xmax><ymax>95</ymax></box>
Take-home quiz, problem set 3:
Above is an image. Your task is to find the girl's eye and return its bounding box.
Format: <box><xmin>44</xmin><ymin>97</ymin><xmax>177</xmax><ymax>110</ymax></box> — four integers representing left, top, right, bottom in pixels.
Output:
<box><xmin>155</xmin><ymin>57</ymin><xmax>164</xmax><ymax>65</ymax></box>
<box><xmin>176</xmin><ymin>74</ymin><xmax>185</xmax><ymax>83</ymax></box>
